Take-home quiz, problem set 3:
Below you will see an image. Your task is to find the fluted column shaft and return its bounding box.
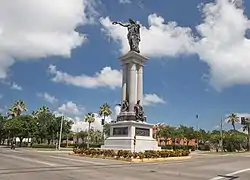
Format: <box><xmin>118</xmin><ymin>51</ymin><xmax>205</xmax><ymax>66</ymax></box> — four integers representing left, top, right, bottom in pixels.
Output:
<box><xmin>137</xmin><ymin>65</ymin><xmax>143</xmax><ymax>106</ymax></box>
<box><xmin>121</xmin><ymin>64</ymin><xmax>127</xmax><ymax>102</ymax></box>
<box><xmin>129</xmin><ymin>63</ymin><xmax>136</xmax><ymax>112</ymax></box>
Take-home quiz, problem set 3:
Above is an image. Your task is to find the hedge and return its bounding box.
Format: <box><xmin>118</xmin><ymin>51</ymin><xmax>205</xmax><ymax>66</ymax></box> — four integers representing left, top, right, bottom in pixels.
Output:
<box><xmin>73</xmin><ymin>148</ymin><xmax>190</xmax><ymax>160</ymax></box>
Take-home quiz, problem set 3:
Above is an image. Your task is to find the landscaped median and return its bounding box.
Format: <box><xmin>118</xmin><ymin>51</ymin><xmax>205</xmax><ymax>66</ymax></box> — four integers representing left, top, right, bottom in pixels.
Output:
<box><xmin>71</xmin><ymin>148</ymin><xmax>191</xmax><ymax>162</ymax></box>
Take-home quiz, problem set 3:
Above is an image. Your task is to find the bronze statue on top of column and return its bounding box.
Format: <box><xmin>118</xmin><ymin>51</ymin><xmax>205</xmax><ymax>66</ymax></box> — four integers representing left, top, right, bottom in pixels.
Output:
<box><xmin>112</xmin><ymin>19</ymin><xmax>141</xmax><ymax>53</ymax></box>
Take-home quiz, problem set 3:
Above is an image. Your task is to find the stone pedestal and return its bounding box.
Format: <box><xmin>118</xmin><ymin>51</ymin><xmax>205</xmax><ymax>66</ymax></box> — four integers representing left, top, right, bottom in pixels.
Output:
<box><xmin>101</xmin><ymin>121</ymin><xmax>160</xmax><ymax>152</ymax></box>
<box><xmin>101</xmin><ymin>51</ymin><xmax>160</xmax><ymax>152</ymax></box>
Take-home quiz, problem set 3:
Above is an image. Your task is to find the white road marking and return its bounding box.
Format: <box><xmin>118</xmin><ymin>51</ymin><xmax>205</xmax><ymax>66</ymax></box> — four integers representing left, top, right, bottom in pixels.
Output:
<box><xmin>49</xmin><ymin>156</ymin><xmax>106</xmax><ymax>165</ymax></box>
<box><xmin>209</xmin><ymin>168</ymin><xmax>250</xmax><ymax>180</ymax></box>
<box><xmin>1</xmin><ymin>153</ymin><xmax>59</xmax><ymax>166</ymax></box>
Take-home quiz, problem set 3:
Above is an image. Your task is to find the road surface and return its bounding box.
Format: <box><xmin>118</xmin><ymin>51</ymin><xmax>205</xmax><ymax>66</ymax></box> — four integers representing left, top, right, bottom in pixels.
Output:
<box><xmin>0</xmin><ymin>147</ymin><xmax>249</xmax><ymax>180</ymax></box>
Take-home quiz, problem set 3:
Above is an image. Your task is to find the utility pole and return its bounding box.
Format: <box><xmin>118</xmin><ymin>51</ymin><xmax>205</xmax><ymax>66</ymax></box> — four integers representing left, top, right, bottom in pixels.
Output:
<box><xmin>58</xmin><ymin>116</ymin><xmax>63</xmax><ymax>151</ymax></box>
<box><xmin>220</xmin><ymin>118</ymin><xmax>223</xmax><ymax>152</ymax></box>
<box><xmin>196</xmin><ymin>114</ymin><xmax>199</xmax><ymax>150</ymax></box>
<box><xmin>56</xmin><ymin>132</ymin><xmax>58</xmax><ymax>150</ymax></box>
<box><xmin>248</xmin><ymin>124</ymin><xmax>250</xmax><ymax>152</ymax></box>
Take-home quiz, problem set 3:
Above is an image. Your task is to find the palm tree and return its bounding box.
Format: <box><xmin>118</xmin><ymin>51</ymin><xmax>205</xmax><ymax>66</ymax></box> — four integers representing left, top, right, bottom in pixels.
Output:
<box><xmin>99</xmin><ymin>103</ymin><xmax>112</xmax><ymax>141</ymax></box>
<box><xmin>84</xmin><ymin>112</ymin><xmax>95</xmax><ymax>148</ymax></box>
<box><xmin>8</xmin><ymin>100</ymin><xmax>27</xmax><ymax>118</ymax></box>
<box><xmin>37</xmin><ymin>106</ymin><xmax>50</xmax><ymax>115</ymax></box>
<box><xmin>99</xmin><ymin>103</ymin><xmax>112</xmax><ymax>124</ymax></box>
<box><xmin>227</xmin><ymin>113</ymin><xmax>240</xmax><ymax>131</ymax></box>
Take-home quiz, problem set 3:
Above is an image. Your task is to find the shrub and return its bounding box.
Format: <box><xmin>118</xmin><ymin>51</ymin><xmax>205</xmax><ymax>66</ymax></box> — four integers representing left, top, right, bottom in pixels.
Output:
<box><xmin>198</xmin><ymin>145</ymin><xmax>210</xmax><ymax>151</ymax></box>
<box><xmin>72</xmin><ymin>148</ymin><xmax>190</xmax><ymax>160</ymax></box>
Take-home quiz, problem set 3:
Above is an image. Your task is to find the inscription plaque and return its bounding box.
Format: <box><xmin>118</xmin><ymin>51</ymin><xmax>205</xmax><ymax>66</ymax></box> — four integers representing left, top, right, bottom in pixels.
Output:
<box><xmin>135</xmin><ymin>128</ymin><xmax>150</xmax><ymax>136</ymax></box>
<box><xmin>113</xmin><ymin>127</ymin><xmax>128</xmax><ymax>136</ymax></box>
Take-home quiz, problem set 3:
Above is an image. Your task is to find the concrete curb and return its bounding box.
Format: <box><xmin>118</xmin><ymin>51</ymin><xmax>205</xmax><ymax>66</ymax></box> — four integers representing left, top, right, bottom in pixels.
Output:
<box><xmin>69</xmin><ymin>153</ymin><xmax>191</xmax><ymax>163</ymax></box>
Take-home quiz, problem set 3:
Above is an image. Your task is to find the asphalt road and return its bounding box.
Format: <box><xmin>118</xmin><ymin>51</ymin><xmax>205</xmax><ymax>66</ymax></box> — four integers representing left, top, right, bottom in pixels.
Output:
<box><xmin>0</xmin><ymin>147</ymin><xmax>250</xmax><ymax>180</ymax></box>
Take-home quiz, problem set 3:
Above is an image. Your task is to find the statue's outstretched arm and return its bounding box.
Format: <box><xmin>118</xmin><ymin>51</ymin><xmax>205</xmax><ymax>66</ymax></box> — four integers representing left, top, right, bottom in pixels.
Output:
<box><xmin>112</xmin><ymin>21</ymin><xmax>129</xmax><ymax>27</ymax></box>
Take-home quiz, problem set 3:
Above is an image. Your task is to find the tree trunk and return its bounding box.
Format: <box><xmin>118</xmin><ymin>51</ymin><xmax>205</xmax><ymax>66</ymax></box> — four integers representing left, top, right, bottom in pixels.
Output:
<box><xmin>66</xmin><ymin>135</ymin><xmax>69</xmax><ymax>147</ymax></box>
<box><xmin>87</xmin><ymin>122</ymin><xmax>91</xmax><ymax>148</ymax></box>
<box><xmin>248</xmin><ymin>125</ymin><xmax>250</xmax><ymax>152</ymax></box>
<box><xmin>52</xmin><ymin>133</ymin><xmax>55</xmax><ymax>144</ymax></box>
<box><xmin>19</xmin><ymin>137</ymin><xmax>23</xmax><ymax>147</ymax></box>
<box><xmin>102</xmin><ymin>115</ymin><xmax>105</xmax><ymax>143</ymax></box>
<box><xmin>232</xmin><ymin>122</ymin><xmax>235</xmax><ymax>131</ymax></box>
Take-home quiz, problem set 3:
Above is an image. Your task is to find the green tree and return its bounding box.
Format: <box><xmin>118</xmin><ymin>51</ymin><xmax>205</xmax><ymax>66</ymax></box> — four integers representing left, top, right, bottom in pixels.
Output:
<box><xmin>0</xmin><ymin>114</ymin><xmax>7</xmax><ymax>144</ymax></box>
<box><xmin>157</xmin><ymin>126</ymin><xmax>173</xmax><ymax>146</ymax></box>
<box><xmin>103</xmin><ymin>123</ymin><xmax>111</xmax><ymax>138</ymax></box>
<box><xmin>223</xmin><ymin>130</ymin><xmax>247</xmax><ymax>152</ymax></box>
<box><xmin>178</xmin><ymin>125</ymin><xmax>195</xmax><ymax>146</ymax></box>
<box><xmin>84</xmin><ymin>112</ymin><xmax>96</xmax><ymax>148</ymax></box>
<box><xmin>242</xmin><ymin>124</ymin><xmax>250</xmax><ymax>151</ymax></box>
<box><xmin>76</xmin><ymin>130</ymin><xmax>88</xmax><ymax>143</ymax></box>
<box><xmin>4</xmin><ymin>115</ymin><xmax>32</xmax><ymax>146</ymax></box>
<box><xmin>196</xmin><ymin>129</ymin><xmax>210</xmax><ymax>144</ymax></box>
<box><xmin>227</xmin><ymin>113</ymin><xmax>239</xmax><ymax>131</ymax></box>
<box><xmin>89</xmin><ymin>130</ymin><xmax>102</xmax><ymax>143</ymax></box>
<box><xmin>33</xmin><ymin>106</ymin><xmax>54</xmax><ymax>143</ymax></box>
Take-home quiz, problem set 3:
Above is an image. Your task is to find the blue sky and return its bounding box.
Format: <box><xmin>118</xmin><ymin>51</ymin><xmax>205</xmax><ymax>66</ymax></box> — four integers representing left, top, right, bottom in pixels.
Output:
<box><xmin>0</xmin><ymin>0</ymin><xmax>250</xmax><ymax>131</ymax></box>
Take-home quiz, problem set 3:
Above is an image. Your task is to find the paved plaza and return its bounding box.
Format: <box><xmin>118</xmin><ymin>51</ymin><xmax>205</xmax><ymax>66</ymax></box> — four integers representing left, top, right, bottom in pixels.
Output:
<box><xmin>0</xmin><ymin>147</ymin><xmax>250</xmax><ymax>180</ymax></box>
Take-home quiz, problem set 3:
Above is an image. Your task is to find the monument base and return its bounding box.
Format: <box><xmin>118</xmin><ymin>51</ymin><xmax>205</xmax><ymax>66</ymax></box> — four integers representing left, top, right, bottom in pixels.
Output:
<box><xmin>116</xmin><ymin>112</ymin><xmax>147</xmax><ymax>122</ymax></box>
<box><xmin>101</xmin><ymin>120</ymin><xmax>161</xmax><ymax>152</ymax></box>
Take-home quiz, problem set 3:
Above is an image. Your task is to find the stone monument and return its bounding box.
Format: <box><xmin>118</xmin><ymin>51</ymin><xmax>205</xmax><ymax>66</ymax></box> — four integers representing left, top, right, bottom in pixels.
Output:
<box><xmin>101</xmin><ymin>19</ymin><xmax>160</xmax><ymax>152</ymax></box>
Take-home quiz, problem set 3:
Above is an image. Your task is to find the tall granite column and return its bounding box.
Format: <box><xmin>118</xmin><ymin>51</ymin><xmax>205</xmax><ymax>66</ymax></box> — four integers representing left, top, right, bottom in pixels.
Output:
<box><xmin>137</xmin><ymin>65</ymin><xmax>143</xmax><ymax>106</ymax></box>
<box><xmin>129</xmin><ymin>63</ymin><xmax>136</xmax><ymax>112</ymax></box>
<box><xmin>121</xmin><ymin>64</ymin><xmax>127</xmax><ymax>102</ymax></box>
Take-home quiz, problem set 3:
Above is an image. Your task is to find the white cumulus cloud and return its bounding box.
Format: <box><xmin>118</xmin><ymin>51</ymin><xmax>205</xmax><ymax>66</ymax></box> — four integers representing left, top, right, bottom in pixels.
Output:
<box><xmin>143</xmin><ymin>93</ymin><xmax>165</xmax><ymax>106</ymax></box>
<box><xmin>37</xmin><ymin>92</ymin><xmax>58</xmax><ymax>104</ymax></box>
<box><xmin>48</xmin><ymin>64</ymin><xmax>122</xmax><ymax>89</ymax></box>
<box><xmin>195</xmin><ymin>0</ymin><xmax>250</xmax><ymax>91</ymax></box>
<box><xmin>100</xmin><ymin>14</ymin><xmax>195</xmax><ymax>57</ymax></box>
<box><xmin>56</xmin><ymin>101</ymin><xmax>85</xmax><ymax>116</ymax></box>
<box><xmin>10</xmin><ymin>82</ymin><xmax>22</xmax><ymax>91</ymax></box>
<box><xmin>0</xmin><ymin>0</ymin><xmax>97</xmax><ymax>79</ymax></box>
<box><xmin>71</xmin><ymin>113</ymin><xmax>113</xmax><ymax>132</ymax></box>
<box><xmin>119</xmin><ymin>0</ymin><xmax>131</xmax><ymax>4</ymax></box>
<box><xmin>100</xmin><ymin>0</ymin><xmax>250</xmax><ymax>91</ymax></box>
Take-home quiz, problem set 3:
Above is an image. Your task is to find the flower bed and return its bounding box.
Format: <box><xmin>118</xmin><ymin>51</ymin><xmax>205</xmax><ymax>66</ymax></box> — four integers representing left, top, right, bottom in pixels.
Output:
<box><xmin>72</xmin><ymin>148</ymin><xmax>190</xmax><ymax>162</ymax></box>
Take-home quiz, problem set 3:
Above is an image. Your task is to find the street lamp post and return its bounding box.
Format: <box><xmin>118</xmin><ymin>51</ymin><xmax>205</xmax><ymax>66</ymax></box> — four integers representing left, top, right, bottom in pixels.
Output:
<box><xmin>58</xmin><ymin>116</ymin><xmax>64</xmax><ymax>151</ymax></box>
<box><xmin>196</xmin><ymin>114</ymin><xmax>199</xmax><ymax>150</ymax></box>
<box><xmin>101</xmin><ymin>119</ymin><xmax>105</xmax><ymax>143</ymax></box>
<box><xmin>220</xmin><ymin>118</ymin><xmax>223</xmax><ymax>152</ymax></box>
